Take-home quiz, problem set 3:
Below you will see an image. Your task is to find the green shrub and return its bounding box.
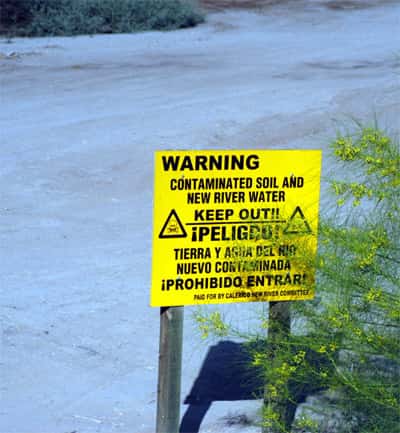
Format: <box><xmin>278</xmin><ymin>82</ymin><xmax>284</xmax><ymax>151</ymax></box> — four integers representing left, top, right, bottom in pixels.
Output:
<box><xmin>0</xmin><ymin>0</ymin><xmax>204</xmax><ymax>36</ymax></box>
<box><xmin>0</xmin><ymin>0</ymin><xmax>33</xmax><ymax>29</ymax></box>
<box><xmin>291</xmin><ymin>125</ymin><xmax>400</xmax><ymax>433</ymax></box>
<box><xmin>195</xmin><ymin>125</ymin><xmax>400</xmax><ymax>433</ymax></box>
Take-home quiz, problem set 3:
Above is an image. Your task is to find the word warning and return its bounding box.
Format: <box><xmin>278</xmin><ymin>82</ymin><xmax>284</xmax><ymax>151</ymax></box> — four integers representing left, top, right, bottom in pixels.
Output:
<box><xmin>151</xmin><ymin>150</ymin><xmax>322</xmax><ymax>306</ymax></box>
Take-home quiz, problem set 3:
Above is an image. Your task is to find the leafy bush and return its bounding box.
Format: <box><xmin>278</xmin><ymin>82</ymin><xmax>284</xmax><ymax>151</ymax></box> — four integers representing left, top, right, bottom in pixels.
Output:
<box><xmin>195</xmin><ymin>125</ymin><xmax>400</xmax><ymax>433</ymax></box>
<box><xmin>0</xmin><ymin>0</ymin><xmax>33</xmax><ymax>29</ymax></box>
<box><xmin>290</xmin><ymin>126</ymin><xmax>400</xmax><ymax>433</ymax></box>
<box><xmin>0</xmin><ymin>0</ymin><xmax>204</xmax><ymax>36</ymax></box>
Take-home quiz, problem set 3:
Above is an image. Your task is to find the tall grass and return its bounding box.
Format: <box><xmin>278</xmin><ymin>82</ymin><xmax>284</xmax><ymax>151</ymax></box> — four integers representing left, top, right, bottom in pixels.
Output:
<box><xmin>0</xmin><ymin>0</ymin><xmax>204</xmax><ymax>36</ymax></box>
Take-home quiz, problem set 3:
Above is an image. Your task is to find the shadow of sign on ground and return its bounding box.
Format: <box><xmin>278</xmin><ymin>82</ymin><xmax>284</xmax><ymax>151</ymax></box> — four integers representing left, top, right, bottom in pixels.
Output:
<box><xmin>180</xmin><ymin>339</ymin><xmax>332</xmax><ymax>432</ymax></box>
<box><xmin>180</xmin><ymin>340</ymin><xmax>263</xmax><ymax>433</ymax></box>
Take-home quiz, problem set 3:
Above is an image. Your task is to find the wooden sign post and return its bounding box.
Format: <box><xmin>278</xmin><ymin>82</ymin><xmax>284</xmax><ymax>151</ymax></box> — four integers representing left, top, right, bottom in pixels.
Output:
<box><xmin>263</xmin><ymin>301</ymin><xmax>291</xmax><ymax>433</ymax></box>
<box><xmin>156</xmin><ymin>306</ymin><xmax>183</xmax><ymax>433</ymax></box>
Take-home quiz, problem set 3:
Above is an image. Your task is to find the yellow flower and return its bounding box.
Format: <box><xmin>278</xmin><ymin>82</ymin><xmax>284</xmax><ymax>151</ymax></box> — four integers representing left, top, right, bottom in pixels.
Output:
<box><xmin>293</xmin><ymin>350</ymin><xmax>306</xmax><ymax>364</ymax></box>
<box><xmin>252</xmin><ymin>353</ymin><xmax>264</xmax><ymax>366</ymax></box>
<box><xmin>267</xmin><ymin>384</ymin><xmax>278</xmax><ymax>398</ymax></box>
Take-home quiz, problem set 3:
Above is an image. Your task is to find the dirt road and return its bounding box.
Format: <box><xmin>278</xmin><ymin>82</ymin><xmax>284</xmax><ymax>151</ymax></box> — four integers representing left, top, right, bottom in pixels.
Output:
<box><xmin>1</xmin><ymin>1</ymin><xmax>399</xmax><ymax>432</ymax></box>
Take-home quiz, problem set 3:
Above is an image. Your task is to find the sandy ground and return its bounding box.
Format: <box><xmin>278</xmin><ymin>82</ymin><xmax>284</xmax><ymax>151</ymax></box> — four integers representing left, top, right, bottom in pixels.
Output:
<box><xmin>1</xmin><ymin>1</ymin><xmax>399</xmax><ymax>432</ymax></box>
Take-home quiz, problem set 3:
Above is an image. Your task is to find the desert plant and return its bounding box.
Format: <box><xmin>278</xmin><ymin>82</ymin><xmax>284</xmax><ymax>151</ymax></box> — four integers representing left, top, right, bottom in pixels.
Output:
<box><xmin>195</xmin><ymin>124</ymin><xmax>400</xmax><ymax>433</ymax></box>
<box><xmin>0</xmin><ymin>0</ymin><xmax>33</xmax><ymax>30</ymax></box>
<box><xmin>0</xmin><ymin>0</ymin><xmax>204</xmax><ymax>36</ymax></box>
<box><xmin>290</xmin><ymin>125</ymin><xmax>400</xmax><ymax>433</ymax></box>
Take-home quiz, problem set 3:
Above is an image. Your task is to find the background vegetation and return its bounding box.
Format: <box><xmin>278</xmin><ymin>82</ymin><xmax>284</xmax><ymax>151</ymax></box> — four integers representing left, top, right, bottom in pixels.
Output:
<box><xmin>196</xmin><ymin>125</ymin><xmax>400</xmax><ymax>433</ymax></box>
<box><xmin>0</xmin><ymin>0</ymin><xmax>204</xmax><ymax>36</ymax></box>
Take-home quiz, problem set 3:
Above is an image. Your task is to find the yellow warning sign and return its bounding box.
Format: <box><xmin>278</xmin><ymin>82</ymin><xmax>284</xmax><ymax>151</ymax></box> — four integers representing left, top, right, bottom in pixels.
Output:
<box><xmin>151</xmin><ymin>150</ymin><xmax>322</xmax><ymax>307</ymax></box>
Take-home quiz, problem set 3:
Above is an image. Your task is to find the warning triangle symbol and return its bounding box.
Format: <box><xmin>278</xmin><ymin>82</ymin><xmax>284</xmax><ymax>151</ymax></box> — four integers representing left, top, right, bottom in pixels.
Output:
<box><xmin>283</xmin><ymin>206</ymin><xmax>312</xmax><ymax>235</ymax></box>
<box><xmin>159</xmin><ymin>209</ymin><xmax>187</xmax><ymax>239</ymax></box>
